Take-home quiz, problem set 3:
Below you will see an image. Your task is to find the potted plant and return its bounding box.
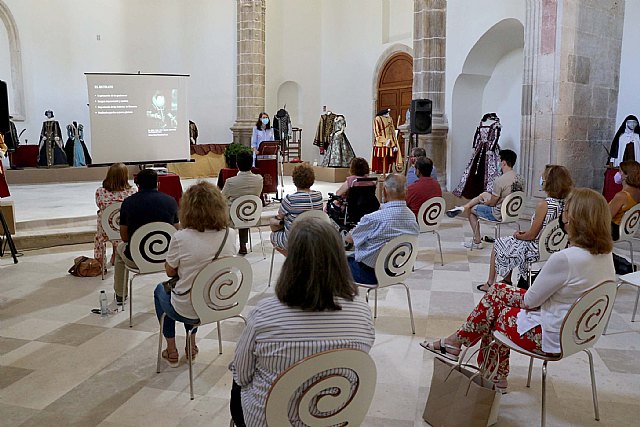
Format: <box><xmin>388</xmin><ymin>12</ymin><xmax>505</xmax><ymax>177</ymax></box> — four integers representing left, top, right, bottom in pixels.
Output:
<box><xmin>224</xmin><ymin>143</ymin><xmax>252</xmax><ymax>169</ymax></box>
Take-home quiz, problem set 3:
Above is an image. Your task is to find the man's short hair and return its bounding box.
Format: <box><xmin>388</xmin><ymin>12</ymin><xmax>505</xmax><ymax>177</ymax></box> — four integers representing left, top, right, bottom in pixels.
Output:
<box><xmin>415</xmin><ymin>156</ymin><xmax>433</xmax><ymax>177</ymax></box>
<box><xmin>499</xmin><ymin>149</ymin><xmax>517</xmax><ymax>168</ymax></box>
<box><xmin>137</xmin><ymin>168</ymin><xmax>158</xmax><ymax>190</ymax></box>
<box><xmin>411</xmin><ymin>147</ymin><xmax>426</xmax><ymax>158</ymax></box>
<box><xmin>236</xmin><ymin>151</ymin><xmax>253</xmax><ymax>172</ymax></box>
<box><xmin>384</xmin><ymin>173</ymin><xmax>406</xmax><ymax>197</ymax></box>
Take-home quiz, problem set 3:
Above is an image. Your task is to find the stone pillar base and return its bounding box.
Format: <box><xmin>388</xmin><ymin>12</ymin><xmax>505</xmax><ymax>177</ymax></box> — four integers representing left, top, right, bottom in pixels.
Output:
<box><xmin>417</xmin><ymin>123</ymin><xmax>448</xmax><ymax>189</ymax></box>
<box><xmin>230</xmin><ymin>120</ymin><xmax>255</xmax><ymax>147</ymax></box>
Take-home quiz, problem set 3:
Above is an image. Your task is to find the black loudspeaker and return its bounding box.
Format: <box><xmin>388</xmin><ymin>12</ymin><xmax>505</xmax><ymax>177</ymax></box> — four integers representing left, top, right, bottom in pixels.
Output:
<box><xmin>0</xmin><ymin>80</ymin><xmax>9</xmax><ymax>134</ymax></box>
<box><xmin>410</xmin><ymin>98</ymin><xmax>432</xmax><ymax>135</ymax></box>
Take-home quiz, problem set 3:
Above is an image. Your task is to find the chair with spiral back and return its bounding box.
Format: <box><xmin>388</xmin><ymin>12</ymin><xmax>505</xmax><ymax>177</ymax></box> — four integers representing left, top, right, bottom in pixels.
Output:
<box><xmin>417</xmin><ymin>197</ymin><xmax>446</xmax><ymax>266</ymax></box>
<box><xmin>229</xmin><ymin>195</ymin><xmax>265</xmax><ymax>258</ymax></box>
<box><xmin>126</xmin><ymin>222</ymin><xmax>177</xmax><ymax>327</ymax></box>
<box><xmin>268</xmin><ymin>209</ymin><xmax>330</xmax><ymax>286</ymax></box>
<box><xmin>156</xmin><ymin>256</ymin><xmax>252</xmax><ymax>400</ymax></box>
<box><xmin>99</xmin><ymin>202</ymin><xmax>122</xmax><ymax>280</ymax></box>
<box><xmin>354</xmin><ymin>234</ymin><xmax>419</xmax><ymax>334</ymax></box>
<box><xmin>264</xmin><ymin>348</ymin><xmax>377</xmax><ymax>427</ymax></box>
<box><xmin>492</xmin><ymin>280</ymin><xmax>617</xmax><ymax>427</ymax></box>
<box><xmin>478</xmin><ymin>191</ymin><xmax>525</xmax><ymax>242</ymax></box>
<box><xmin>525</xmin><ymin>218</ymin><xmax>569</xmax><ymax>288</ymax></box>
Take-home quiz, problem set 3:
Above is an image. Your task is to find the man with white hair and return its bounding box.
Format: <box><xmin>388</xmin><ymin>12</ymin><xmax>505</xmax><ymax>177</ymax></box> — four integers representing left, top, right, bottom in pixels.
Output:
<box><xmin>345</xmin><ymin>173</ymin><xmax>420</xmax><ymax>284</ymax></box>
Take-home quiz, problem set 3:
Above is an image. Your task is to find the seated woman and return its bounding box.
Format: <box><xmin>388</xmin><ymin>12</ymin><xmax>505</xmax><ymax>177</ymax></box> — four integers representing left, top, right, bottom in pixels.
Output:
<box><xmin>230</xmin><ymin>216</ymin><xmax>375</xmax><ymax>427</ymax></box>
<box><xmin>270</xmin><ymin>163</ymin><xmax>323</xmax><ymax>254</ymax></box>
<box><xmin>154</xmin><ymin>181</ymin><xmax>236</xmax><ymax>367</ymax></box>
<box><xmin>609</xmin><ymin>160</ymin><xmax>640</xmax><ymax>241</ymax></box>
<box><xmin>94</xmin><ymin>163</ymin><xmax>137</xmax><ymax>266</ymax></box>
<box><xmin>423</xmin><ymin>188</ymin><xmax>615</xmax><ymax>392</ymax></box>
<box><xmin>327</xmin><ymin>157</ymin><xmax>377</xmax><ymax>223</ymax></box>
<box><xmin>477</xmin><ymin>165</ymin><xmax>573</xmax><ymax>292</ymax></box>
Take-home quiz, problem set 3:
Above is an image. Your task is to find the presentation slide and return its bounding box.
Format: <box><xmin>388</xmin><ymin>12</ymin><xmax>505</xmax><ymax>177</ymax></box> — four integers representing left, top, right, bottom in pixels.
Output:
<box><xmin>86</xmin><ymin>73</ymin><xmax>190</xmax><ymax>165</ymax></box>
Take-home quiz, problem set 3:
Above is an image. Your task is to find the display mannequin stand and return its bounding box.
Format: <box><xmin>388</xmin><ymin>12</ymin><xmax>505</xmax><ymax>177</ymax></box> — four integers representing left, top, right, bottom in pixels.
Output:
<box><xmin>0</xmin><ymin>211</ymin><xmax>18</xmax><ymax>263</ymax></box>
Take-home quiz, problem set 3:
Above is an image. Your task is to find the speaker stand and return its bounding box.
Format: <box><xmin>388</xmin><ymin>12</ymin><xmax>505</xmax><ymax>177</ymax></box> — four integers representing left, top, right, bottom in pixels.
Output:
<box><xmin>0</xmin><ymin>210</ymin><xmax>19</xmax><ymax>263</ymax></box>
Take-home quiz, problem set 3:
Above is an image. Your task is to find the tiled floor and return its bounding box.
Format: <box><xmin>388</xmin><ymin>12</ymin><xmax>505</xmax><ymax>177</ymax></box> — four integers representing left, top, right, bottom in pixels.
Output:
<box><xmin>1</xmin><ymin>181</ymin><xmax>640</xmax><ymax>426</ymax></box>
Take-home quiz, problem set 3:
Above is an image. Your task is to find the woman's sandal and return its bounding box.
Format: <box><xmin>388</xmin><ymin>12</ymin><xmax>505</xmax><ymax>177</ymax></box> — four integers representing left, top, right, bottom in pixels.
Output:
<box><xmin>162</xmin><ymin>349</ymin><xmax>180</xmax><ymax>368</ymax></box>
<box><xmin>184</xmin><ymin>345</ymin><xmax>199</xmax><ymax>362</ymax></box>
<box><xmin>420</xmin><ymin>338</ymin><xmax>461</xmax><ymax>362</ymax></box>
<box><xmin>476</xmin><ymin>283</ymin><xmax>492</xmax><ymax>293</ymax></box>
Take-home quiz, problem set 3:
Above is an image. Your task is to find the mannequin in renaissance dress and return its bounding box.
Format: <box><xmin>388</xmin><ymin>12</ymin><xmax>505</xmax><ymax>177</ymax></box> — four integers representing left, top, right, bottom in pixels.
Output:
<box><xmin>603</xmin><ymin>115</ymin><xmax>640</xmax><ymax>201</ymax></box>
<box><xmin>313</xmin><ymin>111</ymin><xmax>336</xmax><ymax>155</ymax></box>
<box><xmin>372</xmin><ymin>108</ymin><xmax>400</xmax><ymax>173</ymax></box>
<box><xmin>322</xmin><ymin>115</ymin><xmax>355</xmax><ymax>168</ymax></box>
<box><xmin>0</xmin><ymin>134</ymin><xmax>10</xmax><ymax>197</ymax></box>
<box><xmin>452</xmin><ymin>113</ymin><xmax>502</xmax><ymax>199</ymax></box>
<box><xmin>64</xmin><ymin>122</ymin><xmax>92</xmax><ymax>167</ymax></box>
<box><xmin>38</xmin><ymin>110</ymin><xmax>67</xmax><ymax>167</ymax></box>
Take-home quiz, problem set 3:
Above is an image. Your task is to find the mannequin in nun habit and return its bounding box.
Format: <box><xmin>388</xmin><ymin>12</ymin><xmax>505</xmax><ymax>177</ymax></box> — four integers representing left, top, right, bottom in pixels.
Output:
<box><xmin>64</xmin><ymin>121</ymin><xmax>92</xmax><ymax>166</ymax></box>
<box><xmin>38</xmin><ymin>110</ymin><xmax>67</xmax><ymax>167</ymax></box>
<box><xmin>603</xmin><ymin>115</ymin><xmax>640</xmax><ymax>201</ymax></box>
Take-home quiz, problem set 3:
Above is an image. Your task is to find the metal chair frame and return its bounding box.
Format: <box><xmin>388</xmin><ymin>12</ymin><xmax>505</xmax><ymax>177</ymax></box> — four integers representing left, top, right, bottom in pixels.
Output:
<box><xmin>99</xmin><ymin>202</ymin><xmax>122</xmax><ymax>280</ymax></box>
<box><xmin>477</xmin><ymin>191</ymin><xmax>525</xmax><ymax>244</ymax></box>
<box><xmin>416</xmin><ymin>196</ymin><xmax>445</xmax><ymax>266</ymax></box>
<box><xmin>229</xmin><ymin>195</ymin><xmax>265</xmax><ymax>258</ymax></box>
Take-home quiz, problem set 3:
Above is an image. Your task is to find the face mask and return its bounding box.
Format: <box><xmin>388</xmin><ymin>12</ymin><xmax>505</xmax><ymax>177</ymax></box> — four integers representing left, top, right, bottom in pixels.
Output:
<box><xmin>539</xmin><ymin>177</ymin><xmax>544</xmax><ymax>190</ymax></box>
<box><xmin>614</xmin><ymin>171</ymin><xmax>623</xmax><ymax>185</ymax></box>
<box><xmin>261</xmin><ymin>117</ymin><xmax>269</xmax><ymax>125</ymax></box>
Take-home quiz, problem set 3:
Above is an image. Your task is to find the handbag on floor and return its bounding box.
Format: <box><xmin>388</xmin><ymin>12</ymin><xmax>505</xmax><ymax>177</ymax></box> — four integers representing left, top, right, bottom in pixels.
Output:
<box><xmin>68</xmin><ymin>256</ymin><xmax>102</xmax><ymax>277</ymax></box>
<box><xmin>423</xmin><ymin>348</ymin><xmax>501</xmax><ymax>427</ymax></box>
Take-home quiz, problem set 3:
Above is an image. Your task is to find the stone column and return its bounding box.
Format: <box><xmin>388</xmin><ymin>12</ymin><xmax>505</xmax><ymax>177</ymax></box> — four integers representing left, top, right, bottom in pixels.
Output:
<box><xmin>230</xmin><ymin>0</ymin><xmax>266</xmax><ymax>146</ymax></box>
<box><xmin>521</xmin><ymin>0</ymin><xmax>625</xmax><ymax>194</ymax></box>
<box><xmin>413</xmin><ymin>0</ymin><xmax>449</xmax><ymax>188</ymax></box>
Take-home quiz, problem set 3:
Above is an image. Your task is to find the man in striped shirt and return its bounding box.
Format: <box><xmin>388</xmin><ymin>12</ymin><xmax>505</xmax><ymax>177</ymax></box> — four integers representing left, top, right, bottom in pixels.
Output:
<box><xmin>345</xmin><ymin>173</ymin><xmax>420</xmax><ymax>284</ymax></box>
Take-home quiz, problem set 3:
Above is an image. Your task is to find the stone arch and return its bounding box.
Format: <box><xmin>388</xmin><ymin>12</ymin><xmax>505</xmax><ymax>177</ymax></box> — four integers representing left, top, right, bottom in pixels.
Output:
<box><xmin>450</xmin><ymin>18</ymin><xmax>524</xmax><ymax>185</ymax></box>
<box><xmin>276</xmin><ymin>80</ymin><xmax>302</xmax><ymax>125</ymax></box>
<box><xmin>0</xmin><ymin>0</ymin><xmax>25</xmax><ymax>120</ymax></box>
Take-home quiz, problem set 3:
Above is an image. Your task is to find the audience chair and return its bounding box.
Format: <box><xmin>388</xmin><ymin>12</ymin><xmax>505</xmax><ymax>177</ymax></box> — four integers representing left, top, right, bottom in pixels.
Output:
<box><xmin>614</xmin><ymin>203</ymin><xmax>640</xmax><ymax>270</ymax></box>
<box><xmin>126</xmin><ymin>222</ymin><xmax>177</xmax><ymax>327</ymax></box>
<box><xmin>230</xmin><ymin>195</ymin><xmax>265</xmax><ymax>258</ymax></box>
<box><xmin>355</xmin><ymin>235</ymin><xmax>419</xmax><ymax>334</ymax></box>
<box><xmin>526</xmin><ymin>218</ymin><xmax>569</xmax><ymax>287</ymax></box>
<box><xmin>344</xmin><ymin>177</ymin><xmax>380</xmax><ymax>227</ymax></box>
<box><xmin>268</xmin><ymin>209</ymin><xmax>330</xmax><ymax>286</ymax></box>
<box><xmin>99</xmin><ymin>202</ymin><xmax>122</xmax><ymax>280</ymax></box>
<box><xmin>264</xmin><ymin>349</ymin><xmax>377</xmax><ymax>426</ymax></box>
<box><xmin>157</xmin><ymin>256</ymin><xmax>252</xmax><ymax>400</ymax></box>
<box><xmin>417</xmin><ymin>197</ymin><xmax>446</xmax><ymax>266</ymax></box>
<box><xmin>492</xmin><ymin>280</ymin><xmax>617</xmax><ymax>427</ymax></box>
<box><xmin>477</xmin><ymin>191</ymin><xmax>525</xmax><ymax>243</ymax></box>
<box><xmin>603</xmin><ymin>271</ymin><xmax>640</xmax><ymax>335</ymax></box>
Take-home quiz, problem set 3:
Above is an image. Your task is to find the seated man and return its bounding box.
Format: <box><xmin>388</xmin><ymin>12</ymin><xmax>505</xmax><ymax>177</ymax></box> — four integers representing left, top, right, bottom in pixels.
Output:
<box><xmin>406</xmin><ymin>147</ymin><xmax>439</xmax><ymax>186</ymax></box>
<box><xmin>406</xmin><ymin>156</ymin><xmax>442</xmax><ymax>217</ymax></box>
<box><xmin>221</xmin><ymin>151</ymin><xmax>264</xmax><ymax>254</ymax></box>
<box><xmin>345</xmin><ymin>173</ymin><xmax>420</xmax><ymax>284</ymax></box>
<box><xmin>114</xmin><ymin>169</ymin><xmax>179</xmax><ymax>304</ymax></box>
<box><xmin>446</xmin><ymin>149</ymin><xmax>523</xmax><ymax>249</ymax></box>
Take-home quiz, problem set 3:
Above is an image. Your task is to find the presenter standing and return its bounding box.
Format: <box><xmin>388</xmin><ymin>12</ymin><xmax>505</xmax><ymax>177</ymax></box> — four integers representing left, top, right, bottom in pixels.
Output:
<box><xmin>251</xmin><ymin>112</ymin><xmax>274</xmax><ymax>166</ymax></box>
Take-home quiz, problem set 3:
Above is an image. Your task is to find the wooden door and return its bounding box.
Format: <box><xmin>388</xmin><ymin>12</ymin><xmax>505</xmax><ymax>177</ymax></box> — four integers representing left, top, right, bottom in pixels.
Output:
<box><xmin>377</xmin><ymin>52</ymin><xmax>413</xmax><ymax>129</ymax></box>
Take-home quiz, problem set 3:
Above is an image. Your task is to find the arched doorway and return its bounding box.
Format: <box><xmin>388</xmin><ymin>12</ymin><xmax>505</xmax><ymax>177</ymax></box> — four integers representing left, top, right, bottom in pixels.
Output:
<box><xmin>376</xmin><ymin>52</ymin><xmax>412</xmax><ymax>128</ymax></box>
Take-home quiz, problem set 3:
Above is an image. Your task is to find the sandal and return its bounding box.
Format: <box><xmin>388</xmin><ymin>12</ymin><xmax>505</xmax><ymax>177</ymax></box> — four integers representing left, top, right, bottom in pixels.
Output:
<box><xmin>476</xmin><ymin>283</ymin><xmax>492</xmax><ymax>293</ymax></box>
<box><xmin>162</xmin><ymin>349</ymin><xmax>180</xmax><ymax>368</ymax></box>
<box><xmin>184</xmin><ymin>345</ymin><xmax>199</xmax><ymax>362</ymax></box>
<box><xmin>420</xmin><ymin>338</ymin><xmax>461</xmax><ymax>362</ymax></box>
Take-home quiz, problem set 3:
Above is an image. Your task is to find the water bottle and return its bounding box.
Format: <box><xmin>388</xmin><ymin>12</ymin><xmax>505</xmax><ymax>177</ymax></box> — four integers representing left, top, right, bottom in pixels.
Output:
<box><xmin>99</xmin><ymin>290</ymin><xmax>109</xmax><ymax>317</ymax></box>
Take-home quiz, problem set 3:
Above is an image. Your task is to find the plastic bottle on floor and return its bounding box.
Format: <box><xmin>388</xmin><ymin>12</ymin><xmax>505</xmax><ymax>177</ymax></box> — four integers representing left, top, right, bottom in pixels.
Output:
<box><xmin>99</xmin><ymin>290</ymin><xmax>109</xmax><ymax>317</ymax></box>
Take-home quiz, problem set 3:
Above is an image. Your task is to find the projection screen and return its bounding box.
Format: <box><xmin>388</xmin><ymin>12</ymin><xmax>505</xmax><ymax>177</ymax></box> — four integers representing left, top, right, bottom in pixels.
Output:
<box><xmin>86</xmin><ymin>73</ymin><xmax>190</xmax><ymax>165</ymax></box>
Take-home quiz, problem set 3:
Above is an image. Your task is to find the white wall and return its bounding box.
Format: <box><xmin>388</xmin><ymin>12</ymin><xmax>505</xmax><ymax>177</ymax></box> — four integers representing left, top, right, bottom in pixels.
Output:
<box><xmin>617</xmin><ymin>0</ymin><xmax>640</xmax><ymax>125</ymax></box>
<box><xmin>1</xmin><ymin>0</ymin><xmax>236</xmax><ymax>161</ymax></box>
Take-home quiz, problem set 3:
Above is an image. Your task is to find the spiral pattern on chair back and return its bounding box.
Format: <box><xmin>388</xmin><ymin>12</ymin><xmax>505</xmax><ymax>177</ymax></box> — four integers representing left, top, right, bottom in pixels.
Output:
<box><xmin>235</xmin><ymin>199</ymin><xmax>260</xmax><ymax>224</ymax></box>
<box><xmin>622</xmin><ymin>208</ymin><xmax>640</xmax><ymax>238</ymax></box>
<box><xmin>542</xmin><ymin>222</ymin><xmax>568</xmax><ymax>256</ymax></box>
<box><xmin>383</xmin><ymin>242</ymin><xmax>414</xmax><ymax>277</ymax></box>
<box><xmin>203</xmin><ymin>268</ymin><xmax>245</xmax><ymax>311</ymax></box>
<box><xmin>421</xmin><ymin>201</ymin><xmax>442</xmax><ymax>226</ymax></box>
<box><xmin>573</xmin><ymin>296</ymin><xmax>611</xmax><ymax>346</ymax></box>
<box><xmin>265</xmin><ymin>349</ymin><xmax>376</xmax><ymax>427</ymax></box>
<box><xmin>505</xmin><ymin>193</ymin><xmax>523</xmax><ymax>218</ymax></box>
<box><xmin>138</xmin><ymin>230</ymin><xmax>172</xmax><ymax>264</ymax></box>
<box><xmin>107</xmin><ymin>209</ymin><xmax>120</xmax><ymax>235</ymax></box>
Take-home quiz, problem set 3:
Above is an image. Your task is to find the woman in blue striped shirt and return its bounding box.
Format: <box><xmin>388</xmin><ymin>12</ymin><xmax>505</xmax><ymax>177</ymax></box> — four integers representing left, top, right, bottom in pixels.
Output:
<box><xmin>230</xmin><ymin>216</ymin><xmax>375</xmax><ymax>427</ymax></box>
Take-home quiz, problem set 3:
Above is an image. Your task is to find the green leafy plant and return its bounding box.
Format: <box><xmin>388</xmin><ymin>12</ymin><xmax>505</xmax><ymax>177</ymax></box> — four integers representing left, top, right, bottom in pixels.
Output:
<box><xmin>224</xmin><ymin>143</ymin><xmax>252</xmax><ymax>168</ymax></box>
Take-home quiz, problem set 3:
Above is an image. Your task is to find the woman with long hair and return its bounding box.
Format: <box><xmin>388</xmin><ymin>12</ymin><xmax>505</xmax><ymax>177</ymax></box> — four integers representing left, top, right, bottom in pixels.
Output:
<box><xmin>94</xmin><ymin>163</ymin><xmax>137</xmax><ymax>265</ymax></box>
<box><xmin>154</xmin><ymin>181</ymin><xmax>236</xmax><ymax>367</ymax></box>
<box><xmin>423</xmin><ymin>188</ymin><xmax>615</xmax><ymax>392</ymax></box>
<box><xmin>250</xmin><ymin>112</ymin><xmax>274</xmax><ymax>166</ymax></box>
<box><xmin>230</xmin><ymin>216</ymin><xmax>375</xmax><ymax>426</ymax></box>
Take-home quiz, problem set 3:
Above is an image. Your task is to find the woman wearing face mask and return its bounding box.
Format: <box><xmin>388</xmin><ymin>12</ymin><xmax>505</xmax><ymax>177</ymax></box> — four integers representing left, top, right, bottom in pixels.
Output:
<box><xmin>251</xmin><ymin>112</ymin><xmax>275</xmax><ymax>166</ymax></box>
<box><xmin>475</xmin><ymin>165</ymin><xmax>573</xmax><ymax>292</ymax></box>
<box><xmin>609</xmin><ymin>160</ymin><xmax>640</xmax><ymax>241</ymax></box>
